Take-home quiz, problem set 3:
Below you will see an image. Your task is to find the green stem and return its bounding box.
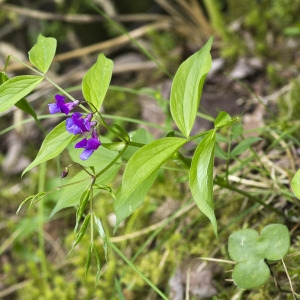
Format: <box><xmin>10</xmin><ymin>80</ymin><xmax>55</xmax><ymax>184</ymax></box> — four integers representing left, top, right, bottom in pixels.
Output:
<box><xmin>107</xmin><ymin>239</ymin><xmax>168</xmax><ymax>300</ymax></box>
<box><xmin>37</xmin><ymin>162</ymin><xmax>49</xmax><ymax>288</ymax></box>
<box><xmin>5</xmin><ymin>55</ymin><xmax>43</xmax><ymax>75</ymax></box>
<box><xmin>214</xmin><ymin>176</ymin><xmax>287</xmax><ymax>218</ymax></box>
<box><xmin>95</xmin><ymin>144</ymin><xmax>129</xmax><ymax>178</ymax></box>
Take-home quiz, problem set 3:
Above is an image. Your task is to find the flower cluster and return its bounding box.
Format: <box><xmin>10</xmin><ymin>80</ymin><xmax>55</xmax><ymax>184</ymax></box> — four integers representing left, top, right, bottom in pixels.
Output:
<box><xmin>49</xmin><ymin>94</ymin><xmax>101</xmax><ymax>160</ymax></box>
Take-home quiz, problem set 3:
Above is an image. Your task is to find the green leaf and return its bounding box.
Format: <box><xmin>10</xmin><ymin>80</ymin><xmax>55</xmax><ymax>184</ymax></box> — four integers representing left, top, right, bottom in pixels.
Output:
<box><xmin>291</xmin><ymin>169</ymin><xmax>300</xmax><ymax>198</ymax></box>
<box><xmin>94</xmin><ymin>215</ymin><xmax>108</xmax><ymax>260</ymax></box>
<box><xmin>49</xmin><ymin>171</ymin><xmax>93</xmax><ymax>218</ymax></box>
<box><xmin>0</xmin><ymin>75</ymin><xmax>43</xmax><ymax>113</ymax></box>
<box><xmin>114</xmin><ymin>171</ymin><xmax>158</xmax><ymax>231</ymax></box>
<box><xmin>28</xmin><ymin>35</ymin><xmax>57</xmax><ymax>74</ymax></box>
<box><xmin>15</xmin><ymin>98</ymin><xmax>40</xmax><ymax>124</ymax></box>
<box><xmin>72</xmin><ymin>213</ymin><xmax>90</xmax><ymax>248</ymax></box>
<box><xmin>114</xmin><ymin>137</ymin><xmax>186</xmax><ymax>229</ymax></box>
<box><xmin>0</xmin><ymin>71</ymin><xmax>39</xmax><ymax>124</ymax></box>
<box><xmin>214</xmin><ymin>143</ymin><xmax>227</xmax><ymax>160</ymax></box>
<box><xmin>231</xmin><ymin>122</ymin><xmax>243</xmax><ymax>139</ymax></box>
<box><xmin>85</xmin><ymin>243</ymin><xmax>93</xmax><ymax>278</ymax></box>
<box><xmin>214</xmin><ymin>111</ymin><xmax>232</xmax><ymax>128</ymax></box>
<box><xmin>261</xmin><ymin>224</ymin><xmax>290</xmax><ymax>260</ymax></box>
<box><xmin>82</xmin><ymin>53</ymin><xmax>113</xmax><ymax>111</ymax></box>
<box><xmin>189</xmin><ymin>130</ymin><xmax>217</xmax><ymax>236</ymax></box>
<box><xmin>228</xmin><ymin>224</ymin><xmax>290</xmax><ymax>289</ymax></box>
<box><xmin>170</xmin><ymin>37</ymin><xmax>213</xmax><ymax>137</ymax></box>
<box><xmin>93</xmin><ymin>242</ymin><xmax>102</xmax><ymax>284</ymax></box>
<box><xmin>232</xmin><ymin>259</ymin><xmax>270</xmax><ymax>289</ymax></box>
<box><xmin>75</xmin><ymin>187</ymin><xmax>91</xmax><ymax>232</ymax></box>
<box><xmin>0</xmin><ymin>71</ymin><xmax>9</xmax><ymax>84</ymax></box>
<box><xmin>230</xmin><ymin>137</ymin><xmax>261</xmax><ymax>158</ymax></box>
<box><xmin>22</xmin><ymin>121</ymin><xmax>77</xmax><ymax>176</ymax></box>
<box><xmin>228</xmin><ymin>229</ymin><xmax>265</xmax><ymax>262</ymax></box>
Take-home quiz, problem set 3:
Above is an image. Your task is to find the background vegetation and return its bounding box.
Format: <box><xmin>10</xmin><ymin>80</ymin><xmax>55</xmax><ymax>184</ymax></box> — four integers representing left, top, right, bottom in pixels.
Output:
<box><xmin>1</xmin><ymin>0</ymin><xmax>300</xmax><ymax>299</ymax></box>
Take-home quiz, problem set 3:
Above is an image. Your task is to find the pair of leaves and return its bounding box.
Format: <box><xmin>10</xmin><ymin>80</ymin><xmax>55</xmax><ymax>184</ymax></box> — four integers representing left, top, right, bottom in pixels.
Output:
<box><xmin>72</xmin><ymin>213</ymin><xmax>106</xmax><ymax>283</ymax></box>
<box><xmin>113</xmin><ymin>38</ymin><xmax>237</xmax><ymax>236</ymax></box>
<box><xmin>86</xmin><ymin>214</ymin><xmax>106</xmax><ymax>283</ymax></box>
<box><xmin>113</xmin><ymin>38</ymin><xmax>213</xmax><ymax>231</ymax></box>
<box><xmin>228</xmin><ymin>224</ymin><xmax>290</xmax><ymax>289</ymax></box>
<box><xmin>20</xmin><ymin>37</ymin><xmax>113</xmax><ymax>174</ymax></box>
<box><xmin>0</xmin><ymin>35</ymin><xmax>56</xmax><ymax>114</ymax></box>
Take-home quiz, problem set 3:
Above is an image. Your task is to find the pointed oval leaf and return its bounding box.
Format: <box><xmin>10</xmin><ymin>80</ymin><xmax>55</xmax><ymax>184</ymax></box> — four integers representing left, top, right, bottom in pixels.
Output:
<box><xmin>0</xmin><ymin>71</ymin><xmax>39</xmax><ymax>123</ymax></box>
<box><xmin>261</xmin><ymin>224</ymin><xmax>290</xmax><ymax>260</ymax></box>
<box><xmin>232</xmin><ymin>259</ymin><xmax>270</xmax><ymax>289</ymax></box>
<box><xmin>189</xmin><ymin>130</ymin><xmax>217</xmax><ymax>236</ymax></box>
<box><xmin>28</xmin><ymin>35</ymin><xmax>57</xmax><ymax>73</ymax></box>
<box><xmin>82</xmin><ymin>53</ymin><xmax>113</xmax><ymax>111</ymax></box>
<box><xmin>0</xmin><ymin>75</ymin><xmax>43</xmax><ymax>113</ymax></box>
<box><xmin>114</xmin><ymin>137</ymin><xmax>186</xmax><ymax>228</ymax></box>
<box><xmin>22</xmin><ymin>121</ymin><xmax>77</xmax><ymax>175</ymax></box>
<box><xmin>73</xmin><ymin>213</ymin><xmax>91</xmax><ymax>248</ymax></box>
<box><xmin>170</xmin><ymin>37</ymin><xmax>213</xmax><ymax>137</ymax></box>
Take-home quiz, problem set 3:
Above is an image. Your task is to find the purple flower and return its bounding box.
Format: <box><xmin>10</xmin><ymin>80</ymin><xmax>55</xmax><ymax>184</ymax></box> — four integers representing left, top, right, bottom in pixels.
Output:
<box><xmin>75</xmin><ymin>130</ymin><xmax>101</xmax><ymax>160</ymax></box>
<box><xmin>48</xmin><ymin>94</ymin><xmax>79</xmax><ymax>115</ymax></box>
<box><xmin>66</xmin><ymin>113</ymin><xmax>95</xmax><ymax>135</ymax></box>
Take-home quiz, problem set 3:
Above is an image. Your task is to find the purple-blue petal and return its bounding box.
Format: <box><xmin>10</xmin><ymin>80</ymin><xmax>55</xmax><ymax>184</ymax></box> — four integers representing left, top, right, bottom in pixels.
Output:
<box><xmin>60</xmin><ymin>105</ymin><xmax>70</xmax><ymax>115</ymax></box>
<box><xmin>86</xmin><ymin>138</ymin><xmax>101</xmax><ymax>150</ymax></box>
<box><xmin>80</xmin><ymin>149</ymin><xmax>94</xmax><ymax>160</ymax></box>
<box><xmin>50</xmin><ymin>94</ymin><xmax>79</xmax><ymax>115</ymax></box>
<box><xmin>66</xmin><ymin>118</ymin><xmax>80</xmax><ymax>134</ymax></box>
<box><xmin>75</xmin><ymin>138</ymin><xmax>88</xmax><ymax>148</ymax></box>
<box><xmin>48</xmin><ymin>103</ymin><xmax>60</xmax><ymax>114</ymax></box>
<box><xmin>55</xmin><ymin>94</ymin><xmax>66</xmax><ymax>102</ymax></box>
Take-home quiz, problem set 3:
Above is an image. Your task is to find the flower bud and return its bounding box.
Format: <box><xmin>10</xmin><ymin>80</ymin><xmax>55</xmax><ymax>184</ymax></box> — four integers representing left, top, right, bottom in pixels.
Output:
<box><xmin>61</xmin><ymin>167</ymin><xmax>69</xmax><ymax>178</ymax></box>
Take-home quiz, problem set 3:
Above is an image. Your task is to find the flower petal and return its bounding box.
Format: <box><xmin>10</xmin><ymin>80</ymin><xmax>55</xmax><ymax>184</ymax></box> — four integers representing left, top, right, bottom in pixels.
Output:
<box><xmin>48</xmin><ymin>103</ymin><xmax>60</xmax><ymax>114</ymax></box>
<box><xmin>80</xmin><ymin>149</ymin><xmax>94</xmax><ymax>160</ymax></box>
<box><xmin>55</xmin><ymin>94</ymin><xmax>66</xmax><ymax>102</ymax></box>
<box><xmin>86</xmin><ymin>138</ymin><xmax>101</xmax><ymax>150</ymax></box>
<box><xmin>75</xmin><ymin>138</ymin><xmax>88</xmax><ymax>148</ymax></box>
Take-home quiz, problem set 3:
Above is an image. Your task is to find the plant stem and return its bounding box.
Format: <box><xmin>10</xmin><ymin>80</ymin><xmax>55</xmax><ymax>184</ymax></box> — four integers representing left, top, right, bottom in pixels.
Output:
<box><xmin>95</xmin><ymin>144</ymin><xmax>129</xmax><ymax>178</ymax></box>
<box><xmin>107</xmin><ymin>239</ymin><xmax>168</xmax><ymax>300</ymax></box>
<box><xmin>37</xmin><ymin>162</ymin><xmax>49</xmax><ymax>288</ymax></box>
<box><xmin>214</xmin><ymin>176</ymin><xmax>287</xmax><ymax>218</ymax></box>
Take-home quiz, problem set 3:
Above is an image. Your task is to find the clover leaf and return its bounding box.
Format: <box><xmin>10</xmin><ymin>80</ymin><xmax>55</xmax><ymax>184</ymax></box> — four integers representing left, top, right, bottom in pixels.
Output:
<box><xmin>228</xmin><ymin>224</ymin><xmax>290</xmax><ymax>289</ymax></box>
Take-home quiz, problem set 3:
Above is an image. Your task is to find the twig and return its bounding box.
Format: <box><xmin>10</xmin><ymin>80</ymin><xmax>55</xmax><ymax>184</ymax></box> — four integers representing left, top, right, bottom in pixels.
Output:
<box><xmin>3</xmin><ymin>19</ymin><xmax>171</xmax><ymax>72</ymax></box>
<box><xmin>0</xmin><ymin>3</ymin><xmax>163</xmax><ymax>23</ymax></box>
